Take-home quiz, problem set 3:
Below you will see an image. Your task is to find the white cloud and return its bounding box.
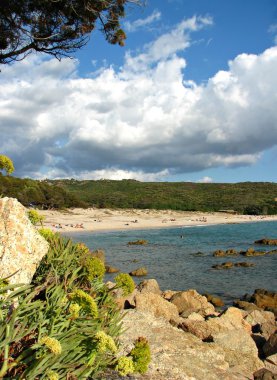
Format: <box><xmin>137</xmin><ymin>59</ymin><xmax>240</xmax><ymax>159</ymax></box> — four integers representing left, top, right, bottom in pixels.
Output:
<box><xmin>0</xmin><ymin>16</ymin><xmax>277</xmax><ymax>180</ymax></box>
<box><xmin>124</xmin><ymin>10</ymin><xmax>161</xmax><ymax>32</ymax></box>
<box><xmin>197</xmin><ymin>176</ymin><xmax>213</xmax><ymax>183</ymax></box>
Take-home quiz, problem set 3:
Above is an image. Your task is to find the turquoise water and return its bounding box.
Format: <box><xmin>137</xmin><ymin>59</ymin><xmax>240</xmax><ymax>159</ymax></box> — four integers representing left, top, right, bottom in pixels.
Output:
<box><xmin>65</xmin><ymin>221</ymin><xmax>277</xmax><ymax>305</ymax></box>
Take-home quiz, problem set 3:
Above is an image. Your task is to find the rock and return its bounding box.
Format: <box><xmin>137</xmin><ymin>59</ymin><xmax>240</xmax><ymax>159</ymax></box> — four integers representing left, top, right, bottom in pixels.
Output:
<box><xmin>251</xmin><ymin>290</ymin><xmax>277</xmax><ymax>315</ymax></box>
<box><xmin>170</xmin><ymin>289</ymin><xmax>215</xmax><ymax>318</ymax></box>
<box><xmin>258</xmin><ymin>322</ymin><xmax>277</xmax><ymax>340</ymax></box>
<box><xmin>241</xmin><ymin>248</ymin><xmax>265</xmax><ymax>257</ymax></box>
<box><xmin>263</xmin><ymin>334</ymin><xmax>277</xmax><ymax>358</ymax></box>
<box><xmin>212</xmin><ymin>262</ymin><xmax>234</xmax><ymax>270</ymax></box>
<box><xmin>213</xmin><ymin>249</ymin><xmax>225</xmax><ymax>257</ymax></box>
<box><xmin>105</xmin><ymin>265</ymin><xmax>119</xmax><ymax>273</ymax></box>
<box><xmin>128</xmin><ymin>239</ymin><xmax>148</xmax><ymax>245</ymax></box>
<box><xmin>212</xmin><ymin>329</ymin><xmax>263</xmax><ymax>376</ymax></box>
<box><xmin>162</xmin><ymin>289</ymin><xmax>179</xmax><ymax>300</ymax></box>
<box><xmin>255</xmin><ymin>239</ymin><xmax>277</xmax><ymax>246</ymax></box>
<box><xmin>244</xmin><ymin>310</ymin><xmax>275</xmax><ymax>327</ymax></box>
<box><xmin>137</xmin><ymin>279</ymin><xmax>161</xmax><ymax>295</ymax></box>
<box><xmin>134</xmin><ymin>292</ymin><xmax>179</xmax><ymax>322</ymax></box>
<box><xmin>119</xmin><ymin>309</ymin><xmax>245</xmax><ymax>380</ymax></box>
<box><xmin>264</xmin><ymin>353</ymin><xmax>277</xmax><ymax>374</ymax></box>
<box><xmin>91</xmin><ymin>249</ymin><xmax>105</xmax><ymax>263</ymax></box>
<box><xmin>233</xmin><ymin>300</ymin><xmax>261</xmax><ymax>312</ymax></box>
<box><xmin>129</xmin><ymin>267</ymin><xmax>148</xmax><ymax>276</ymax></box>
<box><xmin>213</xmin><ymin>249</ymin><xmax>238</xmax><ymax>257</ymax></box>
<box><xmin>253</xmin><ymin>368</ymin><xmax>277</xmax><ymax>379</ymax></box>
<box><xmin>180</xmin><ymin>307</ymin><xmax>252</xmax><ymax>340</ymax></box>
<box><xmin>205</xmin><ymin>294</ymin><xmax>225</xmax><ymax>307</ymax></box>
<box><xmin>234</xmin><ymin>262</ymin><xmax>255</xmax><ymax>267</ymax></box>
<box><xmin>0</xmin><ymin>197</ymin><xmax>49</xmax><ymax>284</ymax></box>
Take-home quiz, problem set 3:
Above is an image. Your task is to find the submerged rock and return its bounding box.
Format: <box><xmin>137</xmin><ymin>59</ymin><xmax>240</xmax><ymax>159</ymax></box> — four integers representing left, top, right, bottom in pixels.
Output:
<box><xmin>212</xmin><ymin>262</ymin><xmax>234</xmax><ymax>270</ymax></box>
<box><xmin>255</xmin><ymin>238</ymin><xmax>277</xmax><ymax>246</ymax></box>
<box><xmin>129</xmin><ymin>267</ymin><xmax>148</xmax><ymax>276</ymax></box>
<box><xmin>105</xmin><ymin>265</ymin><xmax>119</xmax><ymax>273</ymax></box>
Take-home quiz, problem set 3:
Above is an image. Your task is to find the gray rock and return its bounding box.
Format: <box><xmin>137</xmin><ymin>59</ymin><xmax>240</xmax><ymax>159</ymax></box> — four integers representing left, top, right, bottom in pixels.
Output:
<box><xmin>0</xmin><ymin>197</ymin><xmax>49</xmax><ymax>284</ymax></box>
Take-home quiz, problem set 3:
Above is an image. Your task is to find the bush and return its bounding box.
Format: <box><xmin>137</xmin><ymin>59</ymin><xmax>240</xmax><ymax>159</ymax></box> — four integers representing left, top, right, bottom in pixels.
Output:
<box><xmin>130</xmin><ymin>337</ymin><xmax>151</xmax><ymax>374</ymax></box>
<box><xmin>0</xmin><ymin>234</ymin><xmax>123</xmax><ymax>379</ymax></box>
<box><xmin>114</xmin><ymin>273</ymin><xmax>135</xmax><ymax>296</ymax></box>
<box><xmin>38</xmin><ymin>228</ymin><xmax>56</xmax><ymax>240</ymax></box>
<box><xmin>28</xmin><ymin>209</ymin><xmax>45</xmax><ymax>225</ymax></box>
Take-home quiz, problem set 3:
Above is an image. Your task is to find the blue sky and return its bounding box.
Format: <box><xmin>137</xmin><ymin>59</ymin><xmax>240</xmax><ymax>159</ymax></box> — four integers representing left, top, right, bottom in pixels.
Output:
<box><xmin>0</xmin><ymin>0</ymin><xmax>277</xmax><ymax>182</ymax></box>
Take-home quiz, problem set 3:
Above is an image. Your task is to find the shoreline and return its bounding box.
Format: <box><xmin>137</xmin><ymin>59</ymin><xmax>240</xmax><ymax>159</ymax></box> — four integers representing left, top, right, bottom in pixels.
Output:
<box><xmin>38</xmin><ymin>208</ymin><xmax>277</xmax><ymax>234</ymax></box>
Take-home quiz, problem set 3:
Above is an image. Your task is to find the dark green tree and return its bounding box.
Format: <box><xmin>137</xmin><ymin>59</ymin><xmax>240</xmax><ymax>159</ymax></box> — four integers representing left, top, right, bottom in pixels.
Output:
<box><xmin>0</xmin><ymin>0</ymin><xmax>140</xmax><ymax>64</ymax></box>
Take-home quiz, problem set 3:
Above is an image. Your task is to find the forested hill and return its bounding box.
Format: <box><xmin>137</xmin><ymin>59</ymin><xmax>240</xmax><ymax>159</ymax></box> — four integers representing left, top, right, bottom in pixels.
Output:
<box><xmin>1</xmin><ymin>176</ymin><xmax>276</xmax><ymax>214</ymax></box>
<box><xmin>48</xmin><ymin>179</ymin><xmax>277</xmax><ymax>215</ymax></box>
<box><xmin>0</xmin><ymin>175</ymin><xmax>85</xmax><ymax>209</ymax></box>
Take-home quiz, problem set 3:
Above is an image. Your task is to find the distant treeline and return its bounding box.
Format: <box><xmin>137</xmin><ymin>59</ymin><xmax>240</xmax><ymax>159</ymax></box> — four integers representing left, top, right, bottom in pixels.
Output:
<box><xmin>1</xmin><ymin>176</ymin><xmax>277</xmax><ymax>214</ymax></box>
<box><xmin>48</xmin><ymin>179</ymin><xmax>277</xmax><ymax>215</ymax></box>
<box><xmin>0</xmin><ymin>175</ymin><xmax>85</xmax><ymax>209</ymax></box>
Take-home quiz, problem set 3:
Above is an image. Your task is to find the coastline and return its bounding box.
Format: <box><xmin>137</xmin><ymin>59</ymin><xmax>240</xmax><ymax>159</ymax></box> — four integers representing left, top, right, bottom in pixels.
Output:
<box><xmin>38</xmin><ymin>208</ymin><xmax>277</xmax><ymax>233</ymax></box>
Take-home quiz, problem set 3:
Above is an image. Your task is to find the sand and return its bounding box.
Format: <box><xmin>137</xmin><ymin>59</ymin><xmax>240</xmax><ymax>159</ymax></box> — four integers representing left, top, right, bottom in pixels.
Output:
<box><xmin>38</xmin><ymin>208</ymin><xmax>277</xmax><ymax>233</ymax></box>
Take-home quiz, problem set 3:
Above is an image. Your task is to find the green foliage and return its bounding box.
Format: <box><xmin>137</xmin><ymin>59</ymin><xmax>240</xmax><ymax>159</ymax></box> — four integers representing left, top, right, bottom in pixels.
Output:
<box><xmin>115</xmin><ymin>356</ymin><xmax>135</xmax><ymax>376</ymax></box>
<box><xmin>0</xmin><ymin>175</ymin><xmax>86</xmax><ymax>209</ymax></box>
<box><xmin>0</xmin><ymin>155</ymin><xmax>14</xmax><ymax>175</ymax></box>
<box><xmin>48</xmin><ymin>179</ymin><xmax>277</xmax><ymax>215</ymax></box>
<box><xmin>81</xmin><ymin>256</ymin><xmax>106</xmax><ymax>282</ymax></box>
<box><xmin>130</xmin><ymin>337</ymin><xmax>151</xmax><ymax>374</ymax></box>
<box><xmin>28</xmin><ymin>209</ymin><xmax>45</xmax><ymax>226</ymax></box>
<box><xmin>114</xmin><ymin>273</ymin><xmax>135</xmax><ymax>296</ymax></box>
<box><xmin>0</xmin><ymin>234</ymin><xmax>123</xmax><ymax>379</ymax></box>
<box><xmin>0</xmin><ymin>0</ymin><xmax>140</xmax><ymax>65</ymax></box>
<box><xmin>38</xmin><ymin>228</ymin><xmax>56</xmax><ymax>240</ymax></box>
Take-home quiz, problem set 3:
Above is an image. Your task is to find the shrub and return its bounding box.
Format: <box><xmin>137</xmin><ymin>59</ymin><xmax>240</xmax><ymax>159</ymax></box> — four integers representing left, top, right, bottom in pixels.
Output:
<box><xmin>0</xmin><ymin>234</ymin><xmax>123</xmax><ymax>379</ymax></box>
<box><xmin>130</xmin><ymin>337</ymin><xmax>151</xmax><ymax>374</ymax></box>
<box><xmin>38</xmin><ymin>227</ymin><xmax>56</xmax><ymax>240</ymax></box>
<box><xmin>81</xmin><ymin>255</ymin><xmax>106</xmax><ymax>281</ymax></box>
<box><xmin>114</xmin><ymin>273</ymin><xmax>135</xmax><ymax>296</ymax></box>
<box><xmin>28</xmin><ymin>209</ymin><xmax>45</xmax><ymax>225</ymax></box>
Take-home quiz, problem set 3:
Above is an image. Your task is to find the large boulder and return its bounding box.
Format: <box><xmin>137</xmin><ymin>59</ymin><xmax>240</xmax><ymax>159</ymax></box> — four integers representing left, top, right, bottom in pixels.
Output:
<box><xmin>180</xmin><ymin>307</ymin><xmax>252</xmax><ymax>340</ymax></box>
<box><xmin>170</xmin><ymin>289</ymin><xmax>216</xmax><ymax>317</ymax></box>
<box><xmin>134</xmin><ymin>292</ymin><xmax>179</xmax><ymax>322</ymax></box>
<box><xmin>0</xmin><ymin>197</ymin><xmax>49</xmax><ymax>284</ymax></box>
<box><xmin>250</xmin><ymin>290</ymin><xmax>277</xmax><ymax>314</ymax></box>
<box><xmin>118</xmin><ymin>309</ymin><xmax>245</xmax><ymax>380</ymax></box>
<box><xmin>137</xmin><ymin>279</ymin><xmax>161</xmax><ymax>295</ymax></box>
<box><xmin>212</xmin><ymin>329</ymin><xmax>263</xmax><ymax>377</ymax></box>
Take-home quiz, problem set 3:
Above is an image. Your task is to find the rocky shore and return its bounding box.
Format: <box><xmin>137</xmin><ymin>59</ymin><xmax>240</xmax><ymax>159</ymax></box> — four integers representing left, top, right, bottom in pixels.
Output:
<box><xmin>107</xmin><ymin>279</ymin><xmax>277</xmax><ymax>380</ymax></box>
<box><xmin>1</xmin><ymin>197</ymin><xmax>276</xmax><ymax>380</ymax></box>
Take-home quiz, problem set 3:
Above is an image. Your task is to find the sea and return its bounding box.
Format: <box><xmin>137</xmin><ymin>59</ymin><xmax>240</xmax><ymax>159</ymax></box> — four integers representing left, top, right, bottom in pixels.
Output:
<box><xmin>65</xmin><ymin>221</ymin><xmax>277</xmax><ymax>305</ymax></box>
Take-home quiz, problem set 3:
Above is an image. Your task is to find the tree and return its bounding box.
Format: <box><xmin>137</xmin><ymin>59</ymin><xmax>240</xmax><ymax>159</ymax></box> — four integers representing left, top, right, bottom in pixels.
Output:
<box><xmin>0</xmin><ymin>0</ymin><xmax>140</xmax><ymax>65</ymax></box>
<box><xmin>0</xmin><ymin>154</ymin><xmax>14</xmax><ymax>175</ymax></box>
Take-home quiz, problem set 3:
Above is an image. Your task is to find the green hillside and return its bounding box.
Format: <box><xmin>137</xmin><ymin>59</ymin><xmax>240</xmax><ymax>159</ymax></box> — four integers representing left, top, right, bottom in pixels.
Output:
<box><xmin>48</xmin><ymin>179</ymin><xmax>277</xmax><ymax>215</ymax></box>
<box><xmin>1</xmin><ymin>175</ymin><xmax>276</xmax><ymax>214</ymax></box>
<box><xmin>0</xmin><ymin>175</ymin><xmax>84</xmax><ymax>209</ymax></box>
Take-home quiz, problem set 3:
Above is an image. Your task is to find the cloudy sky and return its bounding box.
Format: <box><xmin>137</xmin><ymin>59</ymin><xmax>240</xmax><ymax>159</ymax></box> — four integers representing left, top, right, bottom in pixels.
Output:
<box><xmin>0</xmin><ymin>0</ymin><xmax>277</xmax><ymax>182</ymax></box>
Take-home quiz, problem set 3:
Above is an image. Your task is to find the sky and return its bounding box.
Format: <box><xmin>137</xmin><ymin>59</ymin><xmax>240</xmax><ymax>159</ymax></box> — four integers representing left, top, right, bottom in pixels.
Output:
<box><xmin>0</xmin><ymin>0</ymin><xmax>277</xmax><ymax>183</ymax></box>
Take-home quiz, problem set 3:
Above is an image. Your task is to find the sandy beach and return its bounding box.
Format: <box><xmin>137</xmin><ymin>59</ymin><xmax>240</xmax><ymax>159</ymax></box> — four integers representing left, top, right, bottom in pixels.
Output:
<box><xmin>38</xmin><ymin>208</ymin><xmax>277</xmax><ymax>233</ymax></box>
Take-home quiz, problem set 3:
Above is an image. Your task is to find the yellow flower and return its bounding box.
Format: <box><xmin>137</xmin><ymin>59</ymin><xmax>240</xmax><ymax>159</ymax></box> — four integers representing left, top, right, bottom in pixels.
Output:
<box><xmin>40</xmin><ymin>336</ymin><xmax>62</xmax><ymax>355</ymax></box>
<box><xmin>69</xmin><ymin>303</ymin><xmax>81</xmax><ymax>318</ymax></box>
<box><xmin>115</xmin><ymin>356</ymin><xmax>134</xmax><ymax>376</ymax></box>
<box><xmin>94</xmin><ymin>331</ymin><xmax>117</xmax><ymax>353</ymax></box>
<box><xmin>47</xmin><ymin>370</ymin><xmax>59</xmax><ymax>380</ymax></box>
<box><xmin>69</xmin><ymin>289</ymin><xmax>98</xmax><ymax>317</ymax></box>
